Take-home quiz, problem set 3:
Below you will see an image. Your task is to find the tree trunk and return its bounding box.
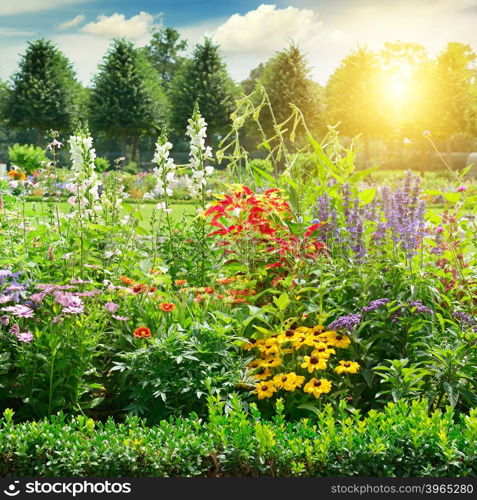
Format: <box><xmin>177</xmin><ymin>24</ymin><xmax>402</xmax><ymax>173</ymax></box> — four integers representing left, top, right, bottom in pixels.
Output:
<box><xmin>446</xmin><ymin>136</ymin><xmax>453</xmax><ymax>170</ymax></box>
<box><xmin>419</xmin><ymin>136</ymin><xmax>426</xmax><ymax>177</ymax></box>
<box><xmin>131</xmin><ymin>134</ymin><xmax>138</xmax><ymax>163</ymax></box>
<box><xmin>120</xmin><ymin>130</ymin><xmax>127</xmax><ymax>162</ymax></box>
<box><xmin>36</xmin><ymin>128</ymin><xmax>43</xmax><ymax>147</ymax></box>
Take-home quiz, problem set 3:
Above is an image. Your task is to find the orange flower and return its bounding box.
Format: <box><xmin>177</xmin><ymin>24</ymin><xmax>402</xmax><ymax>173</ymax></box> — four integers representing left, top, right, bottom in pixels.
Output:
<box><xmin>204</xmin><ymin>287</ymin><xmax>214</xmax><ymax>294</ymax></box>
<box><xmin>133</xmin><ymin>326</ymin><xmax>151</xmax><ymax>339</ymax></box>
<box><xmin>216</xmin><ymin>277</ymin><xmax>236</xmax><ymax>285</ymax></box>
<box><xmin>8</xmin><ymin>170</ymin><xmax>16</xmax><ymax>179</ymax></box>
<box><xmin>175</xmin><ymin>279</ymin><xmax>188</xmax><ymax>286</ymax></box>
<box><xmin>159</xmin><ymin>302</ymin><xmax>176</xmax><ymax>312</ymax></box>
<box><xmin>120</xmin><ymin>276</ymin><xmax>136</xmax><ymax>285</ymax></box>
<box><xmin>132</xmin><ymin>283</ymin><xmax>148</xmax><ymax>294</ymax></box>
<box><xmin>150</xmin><ymin>269</ymin><xmax>163</xmax><ymax>275</ymax></box>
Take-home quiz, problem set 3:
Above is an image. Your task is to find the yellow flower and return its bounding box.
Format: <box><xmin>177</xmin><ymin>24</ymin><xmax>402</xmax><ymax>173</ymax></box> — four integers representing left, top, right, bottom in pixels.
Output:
<box><xmin>326</xmin><ymin>332</ymin><xmax>351</xmax><ymax>348</ymax></box>
<box><xmin>301</xmin><ymin>355</ymin><xmax>327</xmax><ymax>373</ymax></box>
<box><xmin>311</xmin><ymin>343</ymin><xmax>336</xmax><ymax>359</ymax></box>
<box><xmin>292</xmin><ymin>333</ymin><xmax>309</xmax><ymax>350</ymax></box>
<box><xmin>258</xmin><ymin>339</ymin><xmax>280</xmax><ymax>356</ymax></box>
<box><xmin>247</xmin><ymin>359</ymin><xmax>264</xmax><ymax>370</ymax></box>
<box><xmin>255</xmin><ymin>381</ymin><xmax>277</xmax><ymax>399</ymax></box>
<box><xmin>273</xmin><ymin>372</ymin><xmax>305</xmax><ymax>391</ymax></box>
<box><xmin>295</xmin><ymin>326</ymin><xmax>313</xmax><ymax>334</ymax></box>
<box><xmin>335</xmin><ymin>360</ymin><xmax>360</xmax><ymax>374</ymax></box>
<box><xmin>303</xmin><ymin>378</ymin><xmax>332</xmax><ymax>398</ymax></box>
<box><xmin>242</xmin><ymin>339</ymin><xmax>258</xmax><ymax>351</ymax></box>
<box><xmin>313</xmin><ymin>325</ymin><xmax>324</xmax><ymax>333</ymax></box>
<box><xmin>262</xmin><ymin>356</ymin><xmax>282</xmax><ymax>368</ymax></box>
<box><xmin>278</xmin><ymin>329</ymin><xmax>297</xmax><ymax>344</ymax></box>
<box><xmin>253</xmin><ymin>367</ymin><xmax>272</xmax><ymax>380</ymax></box>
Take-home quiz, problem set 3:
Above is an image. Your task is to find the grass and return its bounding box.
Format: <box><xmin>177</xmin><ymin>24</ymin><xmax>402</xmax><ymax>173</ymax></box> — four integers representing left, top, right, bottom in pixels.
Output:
<box><xmin>20</xmin><ymin>200</ymin><xmax>197</xmax><ymax>226</ymax></box>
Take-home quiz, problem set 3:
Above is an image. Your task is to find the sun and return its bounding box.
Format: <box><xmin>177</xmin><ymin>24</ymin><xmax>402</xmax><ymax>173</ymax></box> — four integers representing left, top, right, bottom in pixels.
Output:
<box><xmin>383</xmin><ymin>61</ymin><xmax>413</xmax><ymax>101</ymax></box>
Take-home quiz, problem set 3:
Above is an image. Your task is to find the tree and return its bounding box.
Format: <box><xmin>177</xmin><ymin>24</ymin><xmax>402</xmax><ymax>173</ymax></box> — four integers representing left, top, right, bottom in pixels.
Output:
<box><xmin>145</xmin><ymin>26</ymin><xmax>188</xmax><ymax>88</ymax></box>
<box><xmin>432</xmin><ymin>42</ymin><xmax>477</xmax><ymax>164</ymax></box>
<box><xmin>326</xmin><ymin>47</ymin><xmax>388</xmax><ymax>164</ymax></box>
<box><xmin>90</xmin><ymin>39</ymin><xmax>168</xmax><ymax>161</ymax></box>
<box><xmin>259</xmin><ymin>44</ymin><xmax>324</xmax><ymax>141</ymax></box>
<box><xmin>169</xmin><ymin>38</ymin><xmax>237</xmax><ymax>142</ymax></box>
<box><xmin>4</xmin><ymin>39</ymin><xmax>82</xmax><ymax>145</ymax></box>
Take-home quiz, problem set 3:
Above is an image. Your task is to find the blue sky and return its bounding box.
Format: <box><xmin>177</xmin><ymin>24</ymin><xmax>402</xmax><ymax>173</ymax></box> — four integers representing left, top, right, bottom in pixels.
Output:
<box><xmin>1</xmin><ymin>1</ymin><xmax>476</xmax><ymax>84</ymax></box>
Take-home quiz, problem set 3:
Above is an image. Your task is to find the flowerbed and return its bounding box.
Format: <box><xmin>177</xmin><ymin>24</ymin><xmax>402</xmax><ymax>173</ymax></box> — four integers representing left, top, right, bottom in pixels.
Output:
<box><xmin>0</xmin><ymin>99</ymin><xmax>476</xmax><ymax>477</ymax></box>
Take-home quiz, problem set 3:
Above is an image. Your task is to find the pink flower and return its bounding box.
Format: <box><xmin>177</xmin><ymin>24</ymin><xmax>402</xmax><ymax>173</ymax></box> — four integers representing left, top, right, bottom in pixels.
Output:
<box><xmin>10</xmin><ymin>324</ymin><xmax>20</xmax><ymax>335</ymax></box>
<box><xmin>17</xmin><ymin>331</ymin><xmax>34</xmax><ymax>343</ymax></box>
<box><xmin>0</xmin><ymin>315</ymin><xmax>9</xmax><ymax>325</ymax></box>
<box><xmin>457</xmin><ymin>185</ymin><xmax>467</xmax><ymax>192</ymax></box>
<box><xmin>30</xmin><ymin>292</ymin><xmax>46</xmax><ymax>304</ymax></box>
<box><xmin>54</xmin><ymin>292</ymin><xmax>84</xmax><ymax>314</ymax></box>
<box><xmin>436</xmin><ymin>226</ymin><xmax>445</xmax><ymax>233</ymax></box>
<box><xmin>0</xmin><ymin>294</ymin><xmax>13</xmax><ymax>304</ymax></box>
<box><xmin>1</xmin><ymin>305</ymin><xmax>34</xmax><ymax>318</ymax></box>
<box><xmin>112</xmin><ymin>315</ymin><xmax>129</xmax><ymax>321</ymax></box>
<box><xmin>105</xmin><ymin>302</ymin><xmax>120</xmax><ymax>314</ymax></box>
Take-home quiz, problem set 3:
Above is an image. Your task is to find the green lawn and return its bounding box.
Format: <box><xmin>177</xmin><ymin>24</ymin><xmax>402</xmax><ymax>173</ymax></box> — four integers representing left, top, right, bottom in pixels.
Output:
<box><xmin>21</xmin><ymin>200</ymin><xmax>197</xmax><ymax>226</ymax></box>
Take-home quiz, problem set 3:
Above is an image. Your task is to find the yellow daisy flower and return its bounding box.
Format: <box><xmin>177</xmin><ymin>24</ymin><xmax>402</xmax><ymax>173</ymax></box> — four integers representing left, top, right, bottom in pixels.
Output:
<box><xmin>303</xmin><ymin>378</ymin><xmax>332</xmax><ymax>398</ymax></box>
<box><xmin>335</xmin><ymin>360</ymin><xmax>360</xmax><ymax>374</ymax></box>
<box><xmin>262</xmin><ymin>356</ymin><xmax>282</xmax><ymax>368</ymax></box>
<box><xmin>255</xmin><ymin>381</ymin><xmax>277</xmax><ymax>399</ymax></box>
<box><xmin>292</xmin><ymin>333</ymin><xmax>309</xmax><ymax>350</ymax></box>
<box><xmin>258</xmin><ymin>339</ymin><xmax>280</xmax><ymax>356</ymax></box>
<box><xmin>327</xmin><ymin>332</ymin><xmax>351</xmax><ymax>348</ymax></box>
<box><xmin>311</xmin><ymin>343</ymin><xmax>336</xmax><ymax>359</ymax></box>
<box><xmin>273</xmin><ymin>372</ymin><xmax>305</xmax><ymax>391</ymax></box>
<box><xmin>253</xmin><ymin>367</ymin><xmax>272</xmax><ymax>380</ymax></box>
<box><xmin>278</xmin><ymin>329</ymin><xmax>297</xmax><ymax>344</ymax></box>
<box><xmin>301</xmin><ymin>355</ymin><xmax>327</xmax><ymax>373</ymax></box>
<box><xmin>242</xmin><ymin>339</ymin><xmax>258</xmax><ymax>351</ymax></box>
<box><xmin>247</xmin><ymin>359</ymin><xmax>264</xmax><ymax>370</ymax></box>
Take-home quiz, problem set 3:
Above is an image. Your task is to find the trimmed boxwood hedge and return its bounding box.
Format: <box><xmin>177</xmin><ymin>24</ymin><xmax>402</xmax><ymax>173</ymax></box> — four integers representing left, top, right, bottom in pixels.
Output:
<box><xmin>1</xmin><ymin>399</ymin><xmax>476</xmax><ymax>477</ymax></box>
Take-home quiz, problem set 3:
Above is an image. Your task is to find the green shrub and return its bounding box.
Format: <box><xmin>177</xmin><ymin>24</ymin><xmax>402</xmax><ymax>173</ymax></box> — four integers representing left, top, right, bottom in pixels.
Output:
<box><xmin>8</xmin><ymin>144</ymin><xmax>47</xmax><ymax>174</ymax></box>
<box><xmin>1</xmin><ymin>399</ymin><xmax>476</xmax><ymax>477</ymax></box>
<box><xmin>94</xmin><ymin>157</ymin><xmax>110</xmax><ymax>172</ymax></box>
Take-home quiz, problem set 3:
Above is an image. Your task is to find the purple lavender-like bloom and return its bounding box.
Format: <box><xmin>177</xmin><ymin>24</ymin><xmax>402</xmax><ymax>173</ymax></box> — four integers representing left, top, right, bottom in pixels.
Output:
<box><xmin>54</xmin><ymin>292</ymin><xmax>84</xmax><ymax>314</ymax></box>
<box><xmin>362</xmin><ymin>298</ymin><xmax>390</xmax><ymax>313</ymax></box>
<box><xmin>379</xmin><ymin>172</ymin><xmax>426</xmax><ymax>259</ymax></box>
<box><xmin>409</xmin><ymin>300</ymin><xmax>434</xmax><ymax>315</ymax></box>
<box><xmin>105</xmin><ymin>302</ymin><xmax>120</xmax><ymax>314</ymax></box>
<box><xmin>328</xmin><ymin>313</ymin><xmax>362</xmax><ymax>331</ymax></box>
<box><xmin>0</xmin><ymin>270</ymin><xmax>13</xmax><ymax>284</ymax></box>
<box><xmin>453</xmin><ymin>311</ymin><xmax>476</xmax><ymax>332</ymax></box>
<box><xmin>1</xmin><ymin>305</ymin><xmax>34</xmax><ymax>318</ymax></box>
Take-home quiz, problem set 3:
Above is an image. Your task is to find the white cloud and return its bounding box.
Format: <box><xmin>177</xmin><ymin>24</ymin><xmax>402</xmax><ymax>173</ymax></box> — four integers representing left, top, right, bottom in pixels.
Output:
<box><xmin>58</xmin><ymin>14</ymin><xmax>85</xmax><ymax>30</ymax></box>
<box><xmin>0</xmin><ymin>0</ymin><xmax>90</xmax><ymax>16</ymax></box>
<box><xmin>213</xmin><ymin>4</ymin><xmax>322</xmax><ymax>54</ymax></box>
<box><xmin>80</xmin><ymin>11</ymin><xmax>158</xmax><ymax>41</ymax></box>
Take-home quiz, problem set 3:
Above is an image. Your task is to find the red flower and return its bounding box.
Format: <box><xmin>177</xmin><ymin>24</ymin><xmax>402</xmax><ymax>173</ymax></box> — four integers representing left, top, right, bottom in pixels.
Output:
<box><xmin>305</xmin><ymin>223</ymin><xmax>323</xmax><ymax>237</ymax></box>
<box><xmin>133</xmin><ymin>326</ymin><xmax>151</xmax><ymax>339</ymax></box>
<box><xmin>159</xmin><ymin>302</ymin><xmax>176</xmax><ymax>312</ymax></box>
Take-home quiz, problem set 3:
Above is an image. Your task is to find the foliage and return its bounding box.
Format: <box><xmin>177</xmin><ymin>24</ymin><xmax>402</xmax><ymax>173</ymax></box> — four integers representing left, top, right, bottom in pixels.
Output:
<box><xmin>1</xmin><ymin>399</ymin><xmax>476</xmax><ymax>477</ymax></box>
<box><xmin>8</xmin><ymin>144</ymin><xmax>47</xmax><ymax>174</ymax></box>
<box><xmin>169</xmin><ymin>38</ymin><xmax>237</xmax><ymax>140</ymax></box>
<box><xmin>89</xmin><ymin>39</ymin><xmax>168</xmax><ymax>160</ymax></box>
<box><xmin>3</xmin><ymin>39</ymin><xmax>82</xmax><ymax>143</ymax></box>
<box><xmin>145</xmin><ymin>27</ymin><xmax>188</xmax><ymax>87</ymax></box>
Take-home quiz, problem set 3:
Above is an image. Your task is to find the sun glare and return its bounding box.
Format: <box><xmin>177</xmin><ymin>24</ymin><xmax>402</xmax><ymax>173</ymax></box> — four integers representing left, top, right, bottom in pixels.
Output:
<box><xmin>384</xmin><ymin>62</ymin><xmax>413</xmax><ymax>101</ymax></box>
